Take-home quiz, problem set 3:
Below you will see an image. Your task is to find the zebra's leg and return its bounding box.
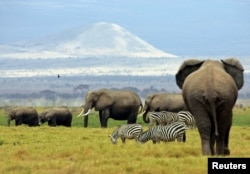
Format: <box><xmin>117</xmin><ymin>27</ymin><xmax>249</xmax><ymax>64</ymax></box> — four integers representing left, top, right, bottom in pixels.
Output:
<box><xmin>151</xmin><ymin>136</ymin><xmax>159</xmax><ymax>144</ymax></box>
<box><xmin>182</xmin><ymin>132</ymin><xmax>186</xmax><ymax>142</ymax></box>
<box><xmin>176</xmin><ymin>132</ymin><xmax>186</xmax><ymax>143</ymax></box>
<box><xmin>121</xmin><ymin>136</ymin><xmax>126</xmax><ymax>144</ymax></box>
<box><xmin>176</xmin><ymin>136</ymin><xmax>182</xmax><ymax>142</ymax></box>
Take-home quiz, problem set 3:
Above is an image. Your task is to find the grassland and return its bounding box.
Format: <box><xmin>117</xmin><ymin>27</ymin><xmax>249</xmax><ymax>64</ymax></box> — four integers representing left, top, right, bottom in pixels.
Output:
<box><xmin>0</xmin><ymin>107</ymin><xmax>250</xmax><ymax>174</ymax></box>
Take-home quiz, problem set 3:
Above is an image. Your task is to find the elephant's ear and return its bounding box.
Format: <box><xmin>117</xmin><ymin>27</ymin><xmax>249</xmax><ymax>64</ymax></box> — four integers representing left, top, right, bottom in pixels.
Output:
<box><xmin>96</xmin><ymin>92</ymin><xmax>114</xmax><ymax>110</ymax></box>
<box><xmin>221</xmin><ymin>58</ymin><xmax>244</xmax><ymax>90</ymax></box>
<box><xmin>175</xmin><ymin>59</ymin><xmax>204</xmax><ymax>89</ymax></box>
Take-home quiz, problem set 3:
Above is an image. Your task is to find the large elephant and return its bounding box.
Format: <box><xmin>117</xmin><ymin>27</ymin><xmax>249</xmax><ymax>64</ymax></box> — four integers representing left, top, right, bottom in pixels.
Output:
<box><xmin>7</xmin><ymin>107</ymin><xmax>39</xmax><ymax>126</ymax></box>
<box><xmin>78</xmin><ymin>88</ymin><xmax>143</xmax><ymax>128</ymax></box>
<box><xmin>175</xmin><ymin>58</ymin><xmax>244</xmax><ymax>155</ymax></box>
<box><xmin>142</xmin><ymin>93</ymin><xmax>188</xmax><ymax>123</ymax></box>
<box><xmin>39</xmin><ymin>107</ymin><xmax>72</xmax><ymax>127</ymax></box>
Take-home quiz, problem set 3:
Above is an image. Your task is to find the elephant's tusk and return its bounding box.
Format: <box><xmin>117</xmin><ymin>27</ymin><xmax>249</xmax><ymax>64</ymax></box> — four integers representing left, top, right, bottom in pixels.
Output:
<box><xmin>83</xmin><ymin>109</ymin><xmax>91</xmax><ymax>116</ymax></box>
<box><xmin>77</xmin><ymin>109</ymin><xmax>85</xmax><ymax>117</ymax></box>
<box><xmin>138</xmin><ymin>110</ymin><xmax>146</xmax><ymax>117</ymax></box>
<box><xmin>137</xmin><ymin>105</ymin><xmax>143</xmax><ymax>114</ymax></box>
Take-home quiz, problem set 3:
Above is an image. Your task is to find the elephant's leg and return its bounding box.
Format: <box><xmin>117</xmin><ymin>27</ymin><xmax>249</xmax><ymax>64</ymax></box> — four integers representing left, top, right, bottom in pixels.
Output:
<box><xmin>100</xmin><ymin>116</ymin><xmax>108</xmax><ymax>128</ymax></box>
<box><xmin>223</xmin><ymin>126</ymin><xmax>231</xmax><ymax>155</ymax></box>
<box><xmin>224</xmin><ymin>111</ymin><xmax>232</xmax><ymax>155</ymax></box>
<box><xmin>127</xmin><ymin>111</ymin><xmax>137</xmax><ymax>124</ymax></box>
<box><xmin>216</xmin><ymin>109</ymin><xmax>232</xmax><ymax>155</ymax></box>
<box><xmin>216</xmin><ymin>134</ymin><xmax>225</xmax><ymax>155</ymax></box>
<box><xmin>15</xmin><ymin>119</ymin><xmax>22</xmax><ymax>126</ymax></box>
<box><xmin>192</xmin><ymin>110</ymin><xmax>213</xmax><ymax>155</ymax></box>
<box><xmin>66</xmin><ymin>121</ymin><xmax>71</xmax><ymax>127</ymax></box>
<box><xmin>210</xmin><ymin>134</ymin><xmax>216</xmax><ymax>155</ymax></box>
<box><xmin>100</xmin><ymin>110</ymin><xmax>108</xmax><ymax>128</ymax></box>
<box><xmin>29</xmin><ymin>119</ymin><xmax>37</xmax><ymax>127</ymax></box>
<box><xmin>48</xmin><ymin>119</ymin><xmax>56</xmax><ymax>127</ymax></box>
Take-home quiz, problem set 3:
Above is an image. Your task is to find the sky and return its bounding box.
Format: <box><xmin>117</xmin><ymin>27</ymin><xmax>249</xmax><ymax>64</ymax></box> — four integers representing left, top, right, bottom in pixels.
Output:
<box><xmin>0</xmin><ymin>0</ymin><xmax>250</xmax><ymax>56</ymax></box>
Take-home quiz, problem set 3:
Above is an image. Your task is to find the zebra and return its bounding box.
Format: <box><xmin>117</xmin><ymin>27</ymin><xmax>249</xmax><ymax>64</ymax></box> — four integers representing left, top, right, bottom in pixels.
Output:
<box><xmin>148</xmin><ymin>111</ymin><xmax>179</xmax><ymax>127</ymax></box>
<box><xmin>109</xmin><ymin>124</ymin><xmax>143</xmax><ymax>144</ymax></box>
<box><xmin>177</xmin><ymin>111</ymin><xmax>196</xmax><ymax>129</ymax></box>
<box><xmin>137</xmin><ymin>122</ymin><xmax>187</xmax><ymax>144</ymax></box>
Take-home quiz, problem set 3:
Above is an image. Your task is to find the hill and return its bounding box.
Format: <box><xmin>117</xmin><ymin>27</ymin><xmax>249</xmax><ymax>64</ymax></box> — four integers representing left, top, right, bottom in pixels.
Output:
<box><xmin>0</xmin><ymin>22</ymin><xmax>177</xmax><ymax>59</ymax></box>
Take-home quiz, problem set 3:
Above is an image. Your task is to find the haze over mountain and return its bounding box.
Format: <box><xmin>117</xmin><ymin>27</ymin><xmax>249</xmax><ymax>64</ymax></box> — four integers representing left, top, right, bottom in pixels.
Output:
<box><xmin>0</xmin><ymin>22</ymin><xmax>177</xmax><ymax>59</ymax></box>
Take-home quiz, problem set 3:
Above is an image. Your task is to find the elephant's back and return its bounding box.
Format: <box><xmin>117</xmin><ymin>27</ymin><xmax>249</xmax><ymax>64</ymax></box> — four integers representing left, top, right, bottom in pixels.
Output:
<box><xmin>183</xmin><ymin>66</ymin><xmax>238</xmax><ymax>102</ymax></box>
<box><xmin>113</xmin><ymin>90</ymin><xmax>141</xmax><ymax>103</ymax></box>
<box><xmin>18</xmin><ymin>107</ymin><xmax>38</xmax><ymax>116</ymax></box>
<box><xmin>51</xmin><ymin>108</ymin><xmax>72</xmax><ymax>116</ymax></box>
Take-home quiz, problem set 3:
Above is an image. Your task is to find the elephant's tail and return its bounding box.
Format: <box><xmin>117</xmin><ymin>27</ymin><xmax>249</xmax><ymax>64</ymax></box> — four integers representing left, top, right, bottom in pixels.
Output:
<box><xmin>208</xmin><ymin>97</ymin><xmax>219</xmax><ymax>137</ymax></box>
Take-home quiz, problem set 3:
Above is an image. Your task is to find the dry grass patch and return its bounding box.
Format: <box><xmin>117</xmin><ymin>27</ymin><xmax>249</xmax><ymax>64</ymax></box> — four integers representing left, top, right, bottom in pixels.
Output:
<box><xmin>0</xmin><ymin>125</ymin><xmax>249</xmax><ymax>174</ymax></box>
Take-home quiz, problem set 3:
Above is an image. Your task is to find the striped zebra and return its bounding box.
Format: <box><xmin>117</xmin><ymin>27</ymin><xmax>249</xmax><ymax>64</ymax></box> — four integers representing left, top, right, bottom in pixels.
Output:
<box><xmin>109</xmin><ymin>124</ymin><xmax>143</xmax><ymax>144</ymax></box>
<box><xmin>137</xmin><ymin>122</ymin><xmax>187</xmax><ymax>144</ymax></box>
<box><xmin>148</xmin><ymin>111</ymin><xmax>179</xmax><ymax>127</ymax></box>
<box><xmin>177</xmin><ymin>111</ymin><xmax>196</xmax><ymax>129</ymax></box>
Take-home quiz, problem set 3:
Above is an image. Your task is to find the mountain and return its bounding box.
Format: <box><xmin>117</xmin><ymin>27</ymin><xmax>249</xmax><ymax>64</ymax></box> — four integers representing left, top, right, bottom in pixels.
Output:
<box><xmin>0</xmin><ymin>22</ymin><xmax>177</xmax><ymax>59</ymax></box>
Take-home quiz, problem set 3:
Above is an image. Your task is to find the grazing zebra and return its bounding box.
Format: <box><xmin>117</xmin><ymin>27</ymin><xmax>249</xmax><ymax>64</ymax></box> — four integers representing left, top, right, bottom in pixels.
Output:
<box><xmin>109</xmin><ymin>124</ymin><xmax>143</xmax><ymax>144</ymax></box>
<box><xmin>148</xmin><ymin>111</ymin><xmax>179</xmax><ymax>127</ymax></box>
<box><xmin>137</xmin><ymin>122</ymin><xmax>187</xmax><ymax>144</ymax></box>
<box><xmin>177</xmin><ymin>111</ymin><xmax>196</xmax><ymax>129</ymax></box>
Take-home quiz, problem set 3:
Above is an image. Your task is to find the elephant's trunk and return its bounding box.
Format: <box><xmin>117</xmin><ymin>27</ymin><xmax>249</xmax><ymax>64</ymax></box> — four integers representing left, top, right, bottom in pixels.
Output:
<box><xmin>142</xmin><ymin>111</ymin><xmax>149</xmax><ymax>123</ymax></box>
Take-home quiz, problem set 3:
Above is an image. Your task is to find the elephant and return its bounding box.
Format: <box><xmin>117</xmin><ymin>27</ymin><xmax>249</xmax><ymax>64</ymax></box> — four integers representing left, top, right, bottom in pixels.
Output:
<box><xmin>77</xmin><ymin>88</ymin><xmax>143</xmax><ymax>128</ymax></box>
<box><xmin>7</xmin><ymin>107</ymin><xmax>39</xmax><ymax>126</ymax></box>
<box><xmin>39</xmin><ymin>107</ymin><xmax>72</xmax><ymax>127</ymax></box>
<box><xmin>142</xmin><ymin>92</ymin><xmax>188</xmax><ymax>123</ymax></box>
<box><xmin>175</xmin><ymin>58</ymin><xmax>244</xmax><ymax>155</ymax></box>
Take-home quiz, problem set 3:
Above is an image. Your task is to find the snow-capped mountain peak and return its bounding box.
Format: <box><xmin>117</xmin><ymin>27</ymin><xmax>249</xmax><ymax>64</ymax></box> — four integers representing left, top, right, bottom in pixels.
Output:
<box><xmin>0</xmin><ymin>22</ymin><xmax>177</xmax><ymax>59</ymax></box>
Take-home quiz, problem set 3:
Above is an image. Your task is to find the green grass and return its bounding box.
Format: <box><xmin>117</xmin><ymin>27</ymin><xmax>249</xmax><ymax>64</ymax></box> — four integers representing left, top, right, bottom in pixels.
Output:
<box><xmin>0</xmin><ymin>107</ymin><xmax>250</xmax><ymax>174</ymax></box>
<box><xmin>1</xmin><ymin>107</ymin><xmax>250</xmax><ymax>127</ymax></box>
<box><xmin>232</xmin><ymin>107</ymin><xmax>250</xmax><ymax>126</ymax></box>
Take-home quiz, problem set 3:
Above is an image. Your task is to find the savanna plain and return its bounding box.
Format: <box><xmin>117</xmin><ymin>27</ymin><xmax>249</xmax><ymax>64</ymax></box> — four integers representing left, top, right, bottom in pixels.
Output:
<box><xmin>0</xmin><ymin>107</ymin><xmax>250</xmax><ymax>174</ymax></box>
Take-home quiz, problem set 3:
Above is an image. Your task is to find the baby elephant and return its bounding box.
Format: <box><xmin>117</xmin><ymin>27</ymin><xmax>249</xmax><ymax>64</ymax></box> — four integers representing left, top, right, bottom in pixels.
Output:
<box><xmin>109</xmin><ymin>124</ymin><xmax>143</xmax><ymax>144</ymax></box>
<box><xmin>39</xmin><ymin>107</ymin><xmax>72</xmax><ymax>127</ymax></box>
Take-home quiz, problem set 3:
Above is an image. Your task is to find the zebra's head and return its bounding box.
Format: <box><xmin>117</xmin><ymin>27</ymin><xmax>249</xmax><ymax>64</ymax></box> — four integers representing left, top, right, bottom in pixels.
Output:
<box><xmin>108</xmin><ymin>135</ymin><xmax>117</xmax><ymax>144</ymax></box>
